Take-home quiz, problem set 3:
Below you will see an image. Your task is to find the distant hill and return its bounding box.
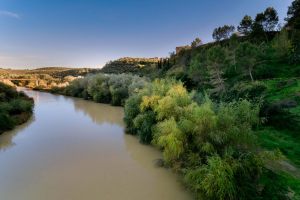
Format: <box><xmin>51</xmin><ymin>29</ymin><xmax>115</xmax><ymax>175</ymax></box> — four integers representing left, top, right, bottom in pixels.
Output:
<box><xmin>100</xmin><ymin>57</ymin><xmax>160</xmax><ymax>75</ymax></box>
<box><xmin>0</xmin><ymin>67</ymin><xmax>101</xmax><ymax>89</ymax></box>
<box><xmin>0</xmin><ymin>67</ymin><xmax>100</xmax><ymax>78</ymax></box>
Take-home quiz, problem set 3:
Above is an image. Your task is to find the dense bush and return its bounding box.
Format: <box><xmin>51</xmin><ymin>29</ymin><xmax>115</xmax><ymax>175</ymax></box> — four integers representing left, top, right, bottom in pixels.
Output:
<box><xmin>124</xmin><ymin>79</ymin><xmax>283</xmax><ymax>199</ymax></box>
<box><xmin>0</xmin><ymin>112</ymin><xmax>15</xmax><ymax>131</ymax></box>
<box><xmin>9</xmin><ymin>99</ymin><xmax>33</xmax><ymax>115</ymax></box>
<box><xmin>225</xmin><ymin>81</ymin><xmax>267</xmax><ymax>101</ymax></box>
<box><xmin>0</xmin><ymin>83</ymin><xmax>34</xmax><ymax>134</ymax></box>
<box><xmin>261</xmin><ymin>100</ymin><xmax>300</xmax><ymax>132</ymax></box>
<box><xmin>65</xmin><ymin>77</ymin><xmax>90</xmax><ymax>99</ymax></box>
<box><xmin>63</xmin><ymin>73</ymin><xmax>149</xmax><ymax>106</ymax></box>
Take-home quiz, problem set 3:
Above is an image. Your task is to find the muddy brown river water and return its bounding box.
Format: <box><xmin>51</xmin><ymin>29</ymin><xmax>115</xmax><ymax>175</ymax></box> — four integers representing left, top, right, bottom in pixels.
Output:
<box><xmin>0</xmin><ymin>89</ymin><xmax>192</xmax><ymax>200</ymax></box>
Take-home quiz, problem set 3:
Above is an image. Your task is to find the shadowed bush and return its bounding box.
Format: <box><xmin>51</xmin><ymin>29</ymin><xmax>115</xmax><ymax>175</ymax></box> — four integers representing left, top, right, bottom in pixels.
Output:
<box><xmin>0</xmin><ymin>83</ymin><xmax>34</xmax><ymax>134</ymax></box>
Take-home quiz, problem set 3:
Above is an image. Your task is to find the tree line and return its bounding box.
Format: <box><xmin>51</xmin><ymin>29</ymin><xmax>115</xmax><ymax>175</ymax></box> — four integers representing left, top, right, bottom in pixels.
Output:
<box><xmin>52</xmin><ymin>73</ymin><xmax>149</xmax><ymax>106</ymax></box>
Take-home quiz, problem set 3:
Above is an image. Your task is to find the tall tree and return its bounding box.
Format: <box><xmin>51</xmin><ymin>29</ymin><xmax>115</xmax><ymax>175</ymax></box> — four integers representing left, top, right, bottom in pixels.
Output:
<box><xmin>213</xmin><ymin>25</ymin><xmax>235</xmax><ymax>41</ymax></box>
<box><xmin>228</xmin><ymin>34</ymin><xmax>240</xmax><ymax>70</ymax></box>
<box><xmin>291</xmin><ymin>31</ymin><xmax>300</xmax><ymax>63</ymax></box>
<box><xmin>207</xmin><ymin>46</ymin><xmax>227</xmax><ymax>95</ymax></box>
<box><xmin>263</xmin><ymin>7</ymin><xmax>279</xmax><ymax>32</ymax></box>
<box><xmin>253</xmin><ymin>8</ymin><xmax>279</xmax><ymax>33</ymax></box>
<box><xmin>285</xmin><ymin>0</ymin><xmax>300</xmax><ymax>63</ymax></box>
<box><xmin>286</xmin><ymin>0</ymin><xmax>300</xmax><ymax>29</ymax></box>
<box><xmin>238</xmin><ymin>15</ymin><xmax>253</xmax><ymax>35</ymax></box>
<box><xmin>191</xmin><ymin>37</ymin><xmax>203</xmax><ymax>48</ymax></box>
<box><xmin>253</xmin><ymin>12</ymin><xmax>265</xmax><ymax>32</ymax></box>
<box><xmin>271</xmin><ymin>30</ymin><xmax>292</xmax><ymax>61</ymax></box>
<box><xmin>236</xmin><ymin>42</ymin><xmax>259</xmax><ymax>81</ymax></box>
<box><xmin>169</xmin><ymin>51</ymin><xmax>176</xmax><ymax>65</ymax></box>
<box><xmin>188</xmin><ymin>51</ymin><xmax>209</xmax><ymax>86</ymax></box>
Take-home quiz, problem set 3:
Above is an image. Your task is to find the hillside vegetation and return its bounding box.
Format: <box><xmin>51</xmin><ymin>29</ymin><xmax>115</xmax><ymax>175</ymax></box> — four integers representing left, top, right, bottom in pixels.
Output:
<box><xmin>42</xmin><ymin>1</ymin><xmax>300</xmax><ymax>199</ymax></box>
<box><xmin>100</xmin><ymin>57</ymin><xmax>159</xmax><ymax>75</ymax></box>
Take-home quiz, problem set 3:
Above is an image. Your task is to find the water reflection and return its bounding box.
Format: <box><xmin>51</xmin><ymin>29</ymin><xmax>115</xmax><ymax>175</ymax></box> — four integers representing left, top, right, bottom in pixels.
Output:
<box><xmin>69</xmin><ymin>97</ymin><xmax>165</xmax><ymax>173</ymax></box>
<box><xmin>72</xmin><ymin>99</ymin><xmax>124</xmax><ymax>126</ymax></box>
<box><xmin>123</xmin><ymin>134</ymin><xmax>163</xmax><ymax>168</ymax></box>
<box><xmin>0</xmin><ymin>89</ymin><xmax>192</xmax><ymax>200</ymax></box>
<box><xmin>67</xmin><ymin>96</ymin><xmax>190</xmax><ymax>199</ymax></box>
<box><xmin>0</xmin><ymin>115</ymin><xmax>34</xmax><ymax>152</ymax></box>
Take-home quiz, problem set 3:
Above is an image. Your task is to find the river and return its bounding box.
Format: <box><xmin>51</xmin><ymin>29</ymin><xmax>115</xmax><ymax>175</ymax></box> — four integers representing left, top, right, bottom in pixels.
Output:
<box><xmin>0</xmin><ymin>89</ymin><xmax>192</xmax><ymax>200</ymax></box>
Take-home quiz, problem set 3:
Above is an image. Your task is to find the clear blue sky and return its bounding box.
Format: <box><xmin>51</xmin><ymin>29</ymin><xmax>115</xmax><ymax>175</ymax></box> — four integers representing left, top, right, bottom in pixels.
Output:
<box><xmin>0</xmin><ymin>0</ymin><xmax>293</xmax><ymax>68</ymax></box>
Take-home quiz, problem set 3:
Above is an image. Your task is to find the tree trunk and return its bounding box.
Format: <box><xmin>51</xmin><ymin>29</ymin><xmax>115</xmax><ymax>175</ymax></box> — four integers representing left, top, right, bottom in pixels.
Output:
<box><xmin>249</xmin><ymin>68</ymin><xmax>254</xmax><ymax>82</ymax></box>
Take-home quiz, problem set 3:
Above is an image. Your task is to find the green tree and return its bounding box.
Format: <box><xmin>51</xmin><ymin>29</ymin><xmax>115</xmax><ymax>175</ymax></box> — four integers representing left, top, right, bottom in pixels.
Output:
<box><xmin>188</xmin><ymin>51</ymin><xmax>209</xmax><ymax>86</ymax></box>
<box><xmin>191</xmin><ymin>37</ymin><xmax>203</xmax><ymax>48</ymax></box>
<box><xmin>207</xmin><ymin>46</ymin><xmax>227</xmax><ymax>95</ymax></box>
<box><xmin>286</xmin><ymin>0</ymin><xmax>300</xmax><ymax>63</ymax></box>
<box><xmin>252</xmin><ymin>13</ymin><xmax>265</xmax><ymax>36</ymax></box>
<box><xmin>263</xmin><ymin>7</ymin><xmax>279</xmax><ymax>32</ymax></box>
<box><xmin>291</xmin><ymin>30</ymin><xmax>300</xmax><ymax>63</ymax></box>
<box><xmin>238</xmin><ymin>15</ymin><xmax>253</xmax><ymax>35</ymax></box>
<box><xmin>213</xmin><ymin>25</ymin><xmax>235</xmax><ymax>41</ymax></box>
<box><xmin>270</xmin><ymin>30</ymin><xmax>292</xmax><ymax>61</ymax></box>
<box><xmin>236</xmin><ymin>42</ymin><xmax>259</xmax><ymax>81</ymax></box>
<box><xmin>286</xmin><ymin>0</ymin><xmax>300</xmax><ymax>29</ymax></box>
<box><xmin>253</xmin><ymin>7</ymin><xmax>279</xmax><ymax>34</ymax></box>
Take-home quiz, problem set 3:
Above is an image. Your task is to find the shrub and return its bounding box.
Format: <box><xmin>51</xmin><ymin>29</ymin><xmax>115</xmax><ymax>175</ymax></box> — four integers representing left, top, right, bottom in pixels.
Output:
<box><xmin>124</xmin><ymin>94</ymin><xmax>142</xmax><ymax>135</ymax></box>
<box><xmin>0</xmin><ymin>112</ymin><xmax>15</xmax><ymax>132</ymax></box>
<box><xmin>9</xmin><ymin>99</ymin><xmax>33</xmax><ymax>114</ymax></box>
<box><xmin>185</xmin><ymin>156</ymin><xmax>237</xmax><ymax>200</ymax></box>
<box><xmin>123</xmin><ymin>78</ymin><xmax>278</xmax><ymax>199</ymax></box>
<box><xmin>153</xmin><ymin>117</ymin><xmax>185</xmax><ymax>163</ymax></box>
<box><xmin>0</xmin><ymin>82</ymin><xmax>34</xmax><ymax>133</ymax></box>
<box><xmin>133</xmin><ymin>110</ymin><xmax>156</xmax><ymax>144</ymax></box>
<box><xmin>226</xmin><ymin>81</ymin><xmax>267</xmax><ymax>101</ymax></box>
<box><xmin>261</xmin><ymin>100</ymin><xmax>300</xmax><ymax>132</ymax></box>
<box><xmin>64</xmin><ymin>73</ymin><xmax>148</xmax><ymax>106</ymax></box>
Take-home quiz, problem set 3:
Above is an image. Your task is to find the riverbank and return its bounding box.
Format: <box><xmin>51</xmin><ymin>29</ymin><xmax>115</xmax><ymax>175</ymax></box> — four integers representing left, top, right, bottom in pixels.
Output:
<box><xmin>0</xmin><ymin>89</ymin><xmax>192</xmax><ymax>200</ymax></box>
<box><xmin>0</xmin><ymin>83</ymin><xmax>34</xmax><ymax>134</ymax></box>
<box><xmin>34</xmin><ymin>74</ymin><xmax>299</xmax><ymax>199</ymax></box>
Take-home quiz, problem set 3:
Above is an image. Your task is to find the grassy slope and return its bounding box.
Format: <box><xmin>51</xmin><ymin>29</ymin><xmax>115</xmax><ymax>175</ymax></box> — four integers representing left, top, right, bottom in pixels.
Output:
<box><xmin>260</xmin><ymin>78</ymin><xmax>300</xmax><ymax>165</ymax></box>
<box><xmin>255</xmin><ymin>78</ymin><xmax>300</xmax><ymax>199</ymax></box>
<box><xmin>160</xmin><ymin>57</ymin><xmax>300</xmax><ymax>198</ymax></box>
